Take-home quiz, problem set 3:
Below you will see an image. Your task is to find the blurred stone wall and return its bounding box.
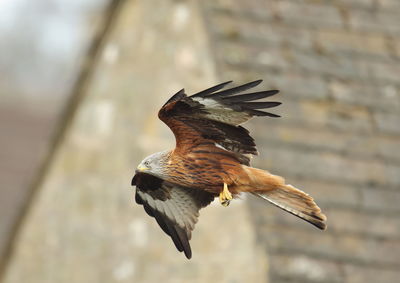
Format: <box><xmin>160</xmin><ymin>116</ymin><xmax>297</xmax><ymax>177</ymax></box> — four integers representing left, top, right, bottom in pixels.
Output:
<box><xmin>0</xmin><ymin>0</ymin><xmax>110</xmax><ymax>272</ymax></box>
<box><xmin>200</xmin><ymin>0</ymin><xmax>400</xmax><ymax>282</ymax></box>
<box><xmin>2</xmin><ymin>0</ymin><xmax>267</xmax><ymax>282</ymax></box>
<box><xmin>2</xmin><ymin>0</ymin><xmax>400</xmax><ymax>283</ymax></box>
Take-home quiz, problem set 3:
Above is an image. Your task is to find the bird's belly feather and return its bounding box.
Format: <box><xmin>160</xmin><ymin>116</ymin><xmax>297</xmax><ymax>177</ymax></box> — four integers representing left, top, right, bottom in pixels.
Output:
<box><xmin>167</xmin><ymin>150</ymin><xmax>245</xmax><ymax>194</ymax></box>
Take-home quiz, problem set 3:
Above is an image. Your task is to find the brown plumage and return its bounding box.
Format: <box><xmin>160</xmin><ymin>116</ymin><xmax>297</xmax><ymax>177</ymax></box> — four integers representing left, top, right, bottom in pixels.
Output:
<box><xmin>132</xmin><ymin>80</ymin><xmax>327</xmax><ymax>259</ymax></box>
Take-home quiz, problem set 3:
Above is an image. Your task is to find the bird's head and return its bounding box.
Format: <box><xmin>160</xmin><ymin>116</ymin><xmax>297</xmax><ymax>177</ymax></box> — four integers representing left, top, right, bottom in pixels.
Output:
<box><xmin>135</xmin><ymin>150</ymin><xmax>170</xmax><ymax>179</ymax></box>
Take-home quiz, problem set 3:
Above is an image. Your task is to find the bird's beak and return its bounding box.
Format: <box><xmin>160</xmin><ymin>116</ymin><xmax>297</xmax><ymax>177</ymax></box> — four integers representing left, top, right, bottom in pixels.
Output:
<box><xmin>136</xmin><ymin>164</ymin><xmax>149</xmax><ymax>172</ymax></box>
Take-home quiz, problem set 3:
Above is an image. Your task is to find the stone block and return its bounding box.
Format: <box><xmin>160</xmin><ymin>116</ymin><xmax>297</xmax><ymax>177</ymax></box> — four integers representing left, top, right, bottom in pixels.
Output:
<box><xmin>210</xmin><ymin>12</ymin><xmax>315</xmax><ymax>50</ymax></box>
<box><xmin>349</xmin><ymin>10</ymin><xmax>400</xmax><ymax>36</ymax></box>
<box><xmin>377</xmin><ymin>136</ymin><xmax>400</xmax><ymax>162</ymax></box>
<box><xmin>217</xmin><ymin>64</ymin><xmax>329</xmax><ymax>100</ymax></box>
<box><xmin>327</xmin><ymin>209</ymin><xmax>400</xmax><ymax>239</ymax></box>
<box><xmin>343</xmin><ymin>264</ymin><xmax>400</xmax><ymax>283</ymax></box>
<box><xmin>316</xmin><ymin>30</ymin><xmax>390</xmax><ymax>57</ymax></box>
<box><xmin>362</xmin><ymin>188</ymin><xmax>400</xmax><ymax>213</ymax></box>
<box><xmin>373</xmin><ymin>111</ymin><xmax>400</xmax><ymax>135</ymax></box>
<box><xmin>337</xmin><ymin>0</ymin><xmax>375</xmax><ymax>7</ymax></box>
<box><xmin>218</xmin><ymin>41</ymin><xmax>289</xmax><ymax>70</ymax></box>
<box><xmin>266</xmin><ymin>72</ymin><xmax>329</xmax><ymax>100</ymax></box>
<box><xmin>277</xmin><ymin>99</ymin><xmax>373</xmax><ymax>132</ymax></box>
<box><xmin>253</xmin><ymin>121</ymin><xmax>379</xmax><ymax>161</ymax></box>
<box><xmin>291</xmin><ymin>50</ymin><xmax>370</xmax><ymax>81</ymax></box>
<box><xmin>208</xmin><ymin>0</ymin><xmax>274</xmax><ymax>19</ymax></box>
<box><xmin>367</xmin><ymin>61</ymin><xmax>400</xmax><ymax>85</ymax></box>
<box><xmin>276</xmin><ymin>1</ymin><xmax>344</xmax><ymax>29</ymax></box>
<box><xmin>265</xmin><ymin>225</ymin><xmax>400</xmax><ymax>265</ymax></box>
<box><xmin>377</xmin><ymin>0</ymin><xmax>400</xmax><ymax>10</ymax></box>
<box><xmin>258</xmin><ymin>146</ymin><xmax>390</xmax><ymax>187</ymax></box>
<box><xmin>269</xmin><ymin>254</ymin><xmax>344</xmax><ymax>283</ymax></box>
<box><xmin>329</xmin><ymin>80</ymin><xmax>400</xmax><ymax>112</ymax></box>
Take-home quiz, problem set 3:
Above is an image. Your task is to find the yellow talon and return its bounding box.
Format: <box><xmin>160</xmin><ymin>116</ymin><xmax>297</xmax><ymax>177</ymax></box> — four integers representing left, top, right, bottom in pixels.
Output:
<box><xmin>219</xmin><ymin>183</ymin><xmax>232</xmax><ymax>207</ymax></box>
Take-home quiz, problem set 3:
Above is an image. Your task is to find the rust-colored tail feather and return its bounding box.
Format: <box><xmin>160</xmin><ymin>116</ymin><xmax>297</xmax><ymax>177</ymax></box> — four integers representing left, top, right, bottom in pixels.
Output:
<box><xmin>251</xmin><ymin>185</ymin><xmax>327</xmax><ymax>230</ymax></box>
<box><xmin>244</xmin><ymin>167</ymin><xmax>327</xmax><ymax>230</ymax></box>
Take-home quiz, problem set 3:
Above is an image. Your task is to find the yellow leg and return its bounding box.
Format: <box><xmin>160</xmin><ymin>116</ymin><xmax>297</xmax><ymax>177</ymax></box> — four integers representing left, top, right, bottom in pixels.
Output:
<box><xmin>219</xmin><ymin>183</ymin><xmax>233</xmax><ymax>207</ymax></box>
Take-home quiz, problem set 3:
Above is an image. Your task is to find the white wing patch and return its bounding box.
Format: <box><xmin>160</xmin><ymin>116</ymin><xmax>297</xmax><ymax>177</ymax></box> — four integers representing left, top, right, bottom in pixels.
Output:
<box><xmin>193</xmin><ymin>97</ymin><xmax>252</xmax><ymax>125</ymax></box>
<box><xmin>214</xmin><ymin>142</ymin><xmax>228</xmax><ymax>151</ymax></box>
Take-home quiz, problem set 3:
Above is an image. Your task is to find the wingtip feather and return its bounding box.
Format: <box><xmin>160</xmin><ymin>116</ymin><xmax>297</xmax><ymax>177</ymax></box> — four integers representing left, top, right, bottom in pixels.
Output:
<box><xmin>206</xmin><ymin>79</ymin><xmax>264</xmax><ymax>98</ymax></box>
<box><xmin>191</xmin><ymin>81</ymin><xmax>233</xmax><ymax>98</ymax></box>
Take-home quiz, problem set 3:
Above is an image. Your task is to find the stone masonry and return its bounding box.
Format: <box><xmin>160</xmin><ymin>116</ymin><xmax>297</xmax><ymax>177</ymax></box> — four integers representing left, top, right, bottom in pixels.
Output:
<box><xmin>2</xmin><ymin>1</ymin><xmax>267</xmax><ymax>282</ymax></box>
<box><xmin>200</xmin><ymin>0</ymin><xmax>400</xmax><ymax>282</ymax></box>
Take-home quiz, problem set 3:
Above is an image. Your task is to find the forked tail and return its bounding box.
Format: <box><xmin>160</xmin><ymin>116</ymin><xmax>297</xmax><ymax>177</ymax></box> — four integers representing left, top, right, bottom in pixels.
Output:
<box><xmin>244</xmin><ymin>167</ymin><xmax>327</xmax><ymax>230</ymax></box>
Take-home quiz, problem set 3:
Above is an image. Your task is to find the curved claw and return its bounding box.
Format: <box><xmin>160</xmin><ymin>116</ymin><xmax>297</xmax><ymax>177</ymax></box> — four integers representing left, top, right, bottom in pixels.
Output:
<box><xmin>219</xmin><ymin>183</ymin><xmax>232</xmax><ymax>207</ymax></box>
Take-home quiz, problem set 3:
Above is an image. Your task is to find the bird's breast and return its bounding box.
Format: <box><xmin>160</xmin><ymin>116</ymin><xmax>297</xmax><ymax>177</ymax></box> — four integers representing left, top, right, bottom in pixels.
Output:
<box><xmin>166</xmin><ymin>148</ymin><xmax>242</xmax><ymax>193</ymax></box>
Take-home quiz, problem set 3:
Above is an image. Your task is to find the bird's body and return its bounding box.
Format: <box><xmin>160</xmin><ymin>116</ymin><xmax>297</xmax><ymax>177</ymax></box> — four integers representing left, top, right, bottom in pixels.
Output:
<box><xmin>166</xmin><ymin>146</ymin><xmax>240</xmax><ymax>192</ymax></box>
<box><xmin>132</xmin><ymin>80</ymin><xmax>327</xmax><ymax>259</ymax></box>
<box><xmin>164</xmin><ymin>148</ymin><xmax>277</xmax><ymax>195</ymax></box>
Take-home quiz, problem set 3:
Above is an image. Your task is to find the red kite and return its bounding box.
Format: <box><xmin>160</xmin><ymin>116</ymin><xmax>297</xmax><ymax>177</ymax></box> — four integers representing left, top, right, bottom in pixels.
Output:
<box><xmin>132</xmin><ymin>80</ymin><xmax>327</xmax><ymax>259</ymax></box>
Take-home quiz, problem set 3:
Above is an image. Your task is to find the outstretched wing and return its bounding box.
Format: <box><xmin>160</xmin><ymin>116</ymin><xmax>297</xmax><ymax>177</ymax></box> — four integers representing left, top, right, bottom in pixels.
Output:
<box><xmin>132</xmin><ymin>172</ymin><xmax>214</xmax><ymax>259</ymax></box>
<box><xmin>158</xmin><ymin>80</ymin><xmax>280</xmax><ymax>165</ymax></box>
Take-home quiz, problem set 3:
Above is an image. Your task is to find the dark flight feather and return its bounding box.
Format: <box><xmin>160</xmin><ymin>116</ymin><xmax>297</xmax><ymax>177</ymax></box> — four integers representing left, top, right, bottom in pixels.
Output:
<box><xmin>132</xmin><ymin>172</ymin><xmax>214</xmax><ymax>259</ymax></box>
<box><xmin>221</xmin><ymin>90</ymin><xmax>279</xmax><ymax>102</ymax></box>
<box><xmin>205</xmin><ymin>80</ymin><xmax>263</xmax><ymax>98</ymax></box>
<box><xmin>191</xmin><ymin>81</ymin><xmax>233</xmax><ymax>98</ymax></box>
<box><xmin>162</xmin><ymin>89</ymin><xmax>186</xmax><ymax>107</ymax></box>
<box><xmin>158</xmin><ymin>80</ymin><xmax>280</xmax><ymax>164</ymax></box>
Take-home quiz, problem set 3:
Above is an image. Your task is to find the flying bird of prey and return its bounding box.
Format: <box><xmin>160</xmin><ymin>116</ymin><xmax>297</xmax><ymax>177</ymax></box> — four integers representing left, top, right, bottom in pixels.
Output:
<box><xmin>132</xmin><ymin>80</ymin><xmax>327</xmax><ymax>259</ymax></box>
